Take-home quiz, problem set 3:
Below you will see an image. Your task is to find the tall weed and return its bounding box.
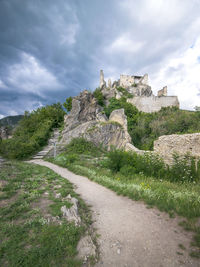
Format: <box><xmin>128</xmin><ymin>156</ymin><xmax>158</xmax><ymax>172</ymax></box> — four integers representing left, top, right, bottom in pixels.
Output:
<box><xmin>107</xmin><ymin>149</ymin><xmax>200</xmax><ymax>183</ymax></box>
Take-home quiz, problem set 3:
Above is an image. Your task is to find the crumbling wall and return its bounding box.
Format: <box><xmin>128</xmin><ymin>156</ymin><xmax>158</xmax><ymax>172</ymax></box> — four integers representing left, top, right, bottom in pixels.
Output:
<box><xmin>157</xmin><ymin>86</ymin><xmax>167</xmax><ymax>97</ymax></box>
<box><xmin>127</xmin><ymin>96</ymin><xmax>179</xmax><ymax>113</ymax></box>
<box><xmin>119</xmin><ymin>75</ymin><xmax>135</xmax><ymax>88</ymax></box>
<box><xmin>154</xmin><ymin>133</ymin><xmax>200</xmax><ymax>164</ymax></box>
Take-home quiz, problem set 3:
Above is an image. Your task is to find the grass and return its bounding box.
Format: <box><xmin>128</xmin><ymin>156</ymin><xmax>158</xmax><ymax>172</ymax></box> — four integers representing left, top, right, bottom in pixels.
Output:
<box><xmin>47</xmin><ymin>140</ymin><xmax>200</xmax><ymax>258</ymax></box>
<box><xmin>0</xmin><ymin>161</ymin><xmax>96</xmax><ymax>266</ymax></box>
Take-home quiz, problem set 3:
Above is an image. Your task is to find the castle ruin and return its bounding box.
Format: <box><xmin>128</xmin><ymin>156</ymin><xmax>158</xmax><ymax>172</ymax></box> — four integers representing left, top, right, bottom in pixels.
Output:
<box><xmin>99</xmin><ymin>70</ymin><xmax>179</xmax><ymax>113</ymax></box>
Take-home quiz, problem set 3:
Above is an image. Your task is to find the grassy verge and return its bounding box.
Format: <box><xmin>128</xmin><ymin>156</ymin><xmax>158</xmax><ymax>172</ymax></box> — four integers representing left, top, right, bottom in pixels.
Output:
<box><xmin>47</xmin><ymin>139</ymin><xmax>200</xmax><ymax>258</ymax></box>
<box><xmin>0</xmin><ymin>161</ymin><xmax>96</xmax><ymax>266</ymax></box>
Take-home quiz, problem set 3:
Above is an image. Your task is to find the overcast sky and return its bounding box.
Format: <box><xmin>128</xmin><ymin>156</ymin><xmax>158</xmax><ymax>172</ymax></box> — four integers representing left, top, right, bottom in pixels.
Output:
<box><xmin>0</xmin><ymin>0</ymin><xmax>200</xmax><ymax>118</ymax></box>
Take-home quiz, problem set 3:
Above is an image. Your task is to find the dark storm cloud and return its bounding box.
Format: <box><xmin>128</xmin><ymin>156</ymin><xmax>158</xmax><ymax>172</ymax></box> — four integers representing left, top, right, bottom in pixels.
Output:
<box><xmin>0</xmin><ymin>0</ymin><xmax>200</xmax><ymax>116</ymax></box>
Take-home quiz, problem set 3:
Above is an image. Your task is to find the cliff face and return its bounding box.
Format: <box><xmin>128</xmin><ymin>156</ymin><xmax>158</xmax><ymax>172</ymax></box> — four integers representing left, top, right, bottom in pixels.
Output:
<box><xmin>60</xmin><ymin>90</ymin><xmax>138</xmax><ymax>150</ymax></box>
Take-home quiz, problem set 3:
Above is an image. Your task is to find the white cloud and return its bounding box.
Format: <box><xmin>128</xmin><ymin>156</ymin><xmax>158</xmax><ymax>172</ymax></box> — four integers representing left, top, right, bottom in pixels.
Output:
<box><xmin>150</xmin><ymin>37</ymin><xmax>200</xmax><ymax>110</ymax></box>
<box><xmin>0</xmin><ymin>114</ymin><xmax>4</xmax><ymax>119</ymax></box>
<box><xmin>107</xmin><ymin>35</ymin><xmax>145</xmax><ymax>54</ymax></box>
<box><xmin>120</xmin><ymin>0</ymin><xmax>195</xmax><ymax>28</ymax></box>
<box><xmin>7</xmin><ymin>52</ymin><xmax>63</xmax><ymax>95</ymax></box>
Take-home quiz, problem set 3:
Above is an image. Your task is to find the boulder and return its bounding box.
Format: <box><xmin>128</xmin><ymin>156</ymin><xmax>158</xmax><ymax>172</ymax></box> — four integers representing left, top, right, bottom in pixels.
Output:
<box><xmin>61</xmin><ymin>194</ymin><xmax>81</xmax><ymax>226</ymax></box>
<box><xmin>77</xmin><ymin>235</ymin><xmax>96</xmax><ymax>263</ymax></box>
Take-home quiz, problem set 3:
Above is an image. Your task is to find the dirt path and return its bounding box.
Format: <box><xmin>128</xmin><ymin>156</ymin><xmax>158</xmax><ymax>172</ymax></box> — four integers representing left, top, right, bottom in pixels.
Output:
<box><xmin>30</xmin><ymin>160</ymin><xmax>199</xmax><ymax>267</ymax></box>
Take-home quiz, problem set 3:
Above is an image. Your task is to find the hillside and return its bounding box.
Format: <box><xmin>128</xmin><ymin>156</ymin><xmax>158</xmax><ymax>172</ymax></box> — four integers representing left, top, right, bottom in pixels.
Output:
<box><xmin>0</xmin><ymin>115</ymin><xmax>24</xmax><ymax>139</ymax></box>
<box><xmin>0</xmin><ymin>115</ymin><xmax>24</xmax><ymax>128</ymax></box>
<box><xmin>0</xmin><ymin>103</ymin><xmax>65</xmax><ymax>159</ymax></box>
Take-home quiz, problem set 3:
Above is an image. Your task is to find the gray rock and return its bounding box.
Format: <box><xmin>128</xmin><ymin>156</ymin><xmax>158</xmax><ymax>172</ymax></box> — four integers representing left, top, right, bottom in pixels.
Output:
<box><xmin>55</xmin><ymin>193</ymin><xmax>61</xmax><ymax>199</ymax></box>
<box><xmin>77</xmin><ymin>235</ymin><xmax>96</xmax><ymax>261</ymax></box>
<box><xmin>100</xmin><ymin>70</ymin><xmax>106</xmax><ymax>89</ymax></box>
<box><xmin>108</xmin><ymin>78</ymin><xmax>112</xmax><ymax>88</ymax></box>
<box><xmin>109</xmin><ymin>109</ymin><xmax>132</xmax><ymax>145</ymax></box>
<box><xmin>0</xmin><ymin>126</ymin><xmax>9</xmax><ymax>140</ymax></box>
<box><xmin>101</xmin><ymin>87</ymin><xmax>116</xmax><ymax>102</ymax></box>
<box><xmin>61</xmin><ymin>196</ymin><xmax>81</xmax><ymax>226</ymax></box>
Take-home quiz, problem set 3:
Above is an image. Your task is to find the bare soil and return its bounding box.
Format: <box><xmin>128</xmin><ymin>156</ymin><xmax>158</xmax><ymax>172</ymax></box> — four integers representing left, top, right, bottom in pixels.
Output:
<box><xmin>30</xmin><ymin>160</ymin><xmax>200</xmax><ymax>267</ymax></box>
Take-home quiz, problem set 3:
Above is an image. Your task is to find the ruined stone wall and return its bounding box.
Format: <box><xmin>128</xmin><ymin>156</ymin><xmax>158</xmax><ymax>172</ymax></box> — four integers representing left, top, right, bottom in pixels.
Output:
<box><xmin>127</xmin><ymin>96</ymin><xmax>179</xmax><ymax>113</ymax></box>
<box><xmin>154</xmin><ymin>133</ymin><xmax>200</xmax><ymax>164</ymax></box>
<box><xmin>119</xmin><ymin>75</ymin><xmax>135</xmax><ymax>88</ymax></box>
<box><xmin>157</xmin><ymin>86</ymin><xmax>167</xmax><ymax>97</ymax></box>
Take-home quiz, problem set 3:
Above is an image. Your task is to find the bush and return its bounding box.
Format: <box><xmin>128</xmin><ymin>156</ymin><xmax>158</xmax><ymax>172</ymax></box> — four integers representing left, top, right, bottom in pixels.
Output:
<box><xmin>93</xmin><ymin>88</ymin><xmax>105</xmax><ymax>106</ymax></box>
<box><xmin>168</xmin><ymin>153</ymin><xmax>200</xmax><ymax>183</ymax></box>
<box><xmin>119</xmin><ymin>165</ymin><xmax>136</xmax><ymax>177</ymax></box>
<box><xmin>116</xmin><ymin>87</ymin><xmax>133</xmax><ymax>98</ymax></box>
<box><xmin>65</xmin><ymin>138</ymin><xmax>102</xmax><ymax>156</ymax></box>
<box><xmin>106</xmin><ymin>149</ymin><xmax>200</xmax><ymax>183</ymax></box>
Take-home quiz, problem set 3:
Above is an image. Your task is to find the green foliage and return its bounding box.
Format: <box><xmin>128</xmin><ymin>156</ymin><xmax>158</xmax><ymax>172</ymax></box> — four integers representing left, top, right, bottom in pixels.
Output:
<box><xmin>64</xmin><ymin>138</ymin><xmax>102</xmax><ymax>156</ymax></box>
<box><xmin>131</xmin><ymin>107</ymin><xmax>200</xmax><ymax>150</ymax></box>
<box><xmin>63</xmin><ymin>96</ymin><xmax>73</xmax><ymax>112</ymax></box>
<box><xmin>116</xmin><ymin>87</ymin><xmax>133</xmax><ymax>98</ymax></box>
<box><xmin>93</xmin><ymin>88</ymin><xmax>105</xmax><ymax>106</ymax></box>
<box><xmin>106</xmin><ymin>149</ymin><xmax>200</xmax><ymax>183</ymax></box>
<box><xmin>0</xmin><ymin>103</ymin><xmax>65</xmax><ymax>159</ymax></box>
<box><xmin>131</xmin><ymin>83</ymin><xmax>137</xmax><ymax>87</ymax></box>
<box><xmin>104</xmin><ymin>97</ymin><xmax>139</xmax><ymax>118</ymax></box>
<box><xmin>0</xmin><ymin>161</ymin><xmax>95</xmax><ymax>267</ymax></box>
<box><xmin>104</xmin><ymin>97</ymin><xmax>200</xmax><ymax>150</ymax></box>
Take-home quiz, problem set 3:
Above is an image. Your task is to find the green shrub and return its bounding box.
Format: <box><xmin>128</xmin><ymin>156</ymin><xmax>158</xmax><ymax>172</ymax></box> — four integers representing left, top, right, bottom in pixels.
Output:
<box><xmin>104</xmin><ymin>97</ymin><xmax>139</xmax><ymax>118</ymax></box>
<box><xmin>116</xmin><ymin>87</ymin><xmax>133</xmax><ymax>98</ymax></box>
<box><xmin>64</xmin><ymin>138</ymin><xmax>102</xmax><ymax>156</ymax></box>
<box><xmin>63</xmin><ymin>97</ymin><xmax>73</xmax><ymax>112</ymax></box>
<box><xmin>93</xmin><ymin>88</ymin><xmax>105</xmax><ymax>106</ymax></box>
<box><xmin>106</xmin><ymin>149</ymin><xmax>200</xmax><ymax>183</ymax></box>
<box><xmin>119</xmin><ymin>165</ymin><xmax>136</xmax><ymax>177</ymax></box>
<box><xmin>66</xmin><ymin>154</ymin><xmax>78</xmax><ymax>164</ymax></box>
<box><xmin>168</xmin><ymin>153</ymin><xmax>200</xmax><ymax>183</ymax></box>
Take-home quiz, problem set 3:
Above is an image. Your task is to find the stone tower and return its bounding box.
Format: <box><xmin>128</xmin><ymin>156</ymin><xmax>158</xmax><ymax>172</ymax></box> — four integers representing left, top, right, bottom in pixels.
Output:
<box><xmin>100</xmin><ymin>70</ymin><xmax>106</xmax><ymax>89</ymax></box>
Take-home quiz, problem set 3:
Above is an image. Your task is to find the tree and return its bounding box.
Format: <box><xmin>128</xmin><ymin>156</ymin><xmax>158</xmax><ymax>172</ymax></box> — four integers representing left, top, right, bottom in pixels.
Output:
<box><xmin>63</xmin><ymin>97</ymin><xmax>73</xmax><ymax>112</ymax></box>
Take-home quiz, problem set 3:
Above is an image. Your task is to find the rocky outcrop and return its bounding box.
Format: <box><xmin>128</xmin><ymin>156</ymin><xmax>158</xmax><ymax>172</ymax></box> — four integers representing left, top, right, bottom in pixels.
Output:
<box><xmin>61</xmin><ymin>194</ymin><xmax>81</xmax><ymax>226</ymax></box>
<box><xmin>60</xmin><ymin>90</ymin><xmax>138</xmax><ymax>150</ymax></box>
<box><xmin>154</xmin><ymin>133</ymin><xmax>200</xmax><ymax>164</ymax></box>
<box><xmin>63</xmin><ymin>90</ymin><xmax>103</xmax><ymax>133</ymax></box>
<box><xmin>100</xmin><ymin>70</ymin><xmax>106</xmax><ymax>89</ymax></box>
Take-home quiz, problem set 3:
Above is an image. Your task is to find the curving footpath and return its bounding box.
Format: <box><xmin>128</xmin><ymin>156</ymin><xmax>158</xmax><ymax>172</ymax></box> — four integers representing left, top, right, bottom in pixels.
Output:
<box><xmin>29</xmin><ymin>160</ymin><xmax>199</xmax><ymax>267</ymax></box>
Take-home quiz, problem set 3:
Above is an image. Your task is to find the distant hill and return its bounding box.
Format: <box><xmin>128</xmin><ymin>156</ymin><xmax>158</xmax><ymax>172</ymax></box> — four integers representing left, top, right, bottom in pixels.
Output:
<box><xmin>0</xmin><ymin>115</ymin><xmax>24</xmax><ymax>128</ymax></box>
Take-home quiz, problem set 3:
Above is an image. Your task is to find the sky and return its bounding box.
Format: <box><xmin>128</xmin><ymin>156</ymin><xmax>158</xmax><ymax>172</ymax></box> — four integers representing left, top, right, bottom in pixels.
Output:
<box><xmin>0</xmin><ymin>0</ymin><xmax>200</xmax><ymax>118</ymax></box>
